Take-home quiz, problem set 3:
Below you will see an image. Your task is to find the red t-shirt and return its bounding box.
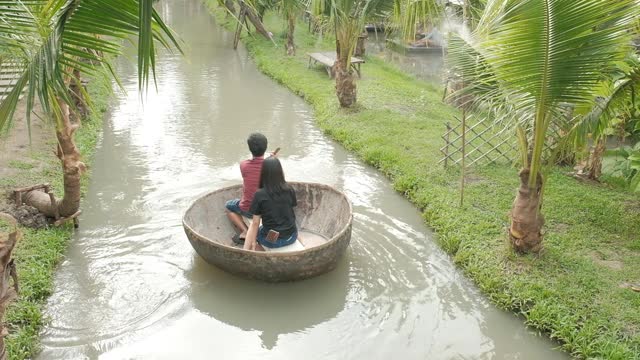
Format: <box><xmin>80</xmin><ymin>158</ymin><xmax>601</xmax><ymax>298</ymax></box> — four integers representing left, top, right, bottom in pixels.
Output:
<box><xmin>239</xmin><ymin>156</ymin><xmax>264</xmax><ymax>212</ymax></box>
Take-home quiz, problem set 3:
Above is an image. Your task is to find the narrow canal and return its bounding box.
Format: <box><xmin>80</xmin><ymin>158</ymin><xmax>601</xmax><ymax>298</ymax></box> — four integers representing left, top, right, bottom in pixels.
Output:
<box><xmin>38</xmin><ymin>0</ymin><xmax>566</xmax><ymax>358</ymax></box>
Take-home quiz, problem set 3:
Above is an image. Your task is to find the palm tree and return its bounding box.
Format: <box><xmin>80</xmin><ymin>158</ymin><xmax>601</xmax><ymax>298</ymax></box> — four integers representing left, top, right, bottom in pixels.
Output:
<box><xmin>570</xmin><ymin>54</ymin><xmax>640</xmax><ymax>180</ymax></box>
<box><xmin>393</xmin><ymin>0</ymin><xmax>441</xmax><ymax>42</ymax></box>
<box><xmin>281</xmin><ymin>0</ymin><xmax>304</xmax><ymax>55</ymax></box>
<box><xmin>312</xmin><ymin>0</ymin><xmax>439</xmax><ymax>108</ymax></box>
<box><xmin>448</xmin><ymin>0</ymin><xmax>638</xmax><ymax>253</ymax></box>
<box><xmin>0</xmin><ymin>0</ymin><xmax>180</xmax><ymax>220</ymax></box>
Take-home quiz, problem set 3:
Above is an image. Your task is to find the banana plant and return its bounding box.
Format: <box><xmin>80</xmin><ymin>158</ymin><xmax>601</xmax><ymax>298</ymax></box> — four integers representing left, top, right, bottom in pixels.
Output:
<box><xmin>612</xmin><ymin>144</ymin><xmax>640</xmax><ymax>191</ymax></box>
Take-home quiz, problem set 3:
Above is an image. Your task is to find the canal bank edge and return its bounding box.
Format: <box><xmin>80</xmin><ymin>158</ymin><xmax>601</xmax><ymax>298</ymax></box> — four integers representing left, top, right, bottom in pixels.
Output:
<box><xmin>204</xmin><ymin>3</ymin><xmax>640</xmax><ymax>359</ymax></box>
<box><xmin>0</xmin><ymin>76</ymin><xmax>112</xmax><ymax>359</ymax></box>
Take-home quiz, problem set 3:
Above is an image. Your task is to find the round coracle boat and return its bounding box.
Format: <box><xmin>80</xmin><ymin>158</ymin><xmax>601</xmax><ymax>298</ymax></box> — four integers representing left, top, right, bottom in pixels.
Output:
<box><xmin>183</xmin><ymin>182</ymin><xmax>353</xmax><ymax>282</ymax></box>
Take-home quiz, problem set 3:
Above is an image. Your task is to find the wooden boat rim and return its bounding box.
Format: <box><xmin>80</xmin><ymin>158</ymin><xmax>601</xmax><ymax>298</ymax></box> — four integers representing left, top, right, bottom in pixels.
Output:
<box><xmin>182</xmin><ymin>182</ymin><xmax>353</xmax><ymax>258</ymax></box>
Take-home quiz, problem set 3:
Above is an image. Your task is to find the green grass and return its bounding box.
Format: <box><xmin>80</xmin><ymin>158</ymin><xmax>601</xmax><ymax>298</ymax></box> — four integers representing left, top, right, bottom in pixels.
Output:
<box><xmin>1</xmin><ymin>75</ymin><xmax>111</xmax><ymax>359</ymax></box>
<box><xmin>0</xmin><ymin>217</ymin><xmax>12</xmax><ymax>233</ymax></box>
<box><xmin>206</xmin><ymin>4</ymin><xmax>640</xmax><ymax>359</ymax></box>
<box><xmin>8</xmin><ymin>160</ymin><xmax>34</xmax><ymax>170</ymax></box>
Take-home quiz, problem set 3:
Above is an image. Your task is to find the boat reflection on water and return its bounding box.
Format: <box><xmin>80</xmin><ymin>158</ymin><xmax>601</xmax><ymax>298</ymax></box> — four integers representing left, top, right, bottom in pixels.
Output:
<box><xmin>186</xmin><ymin>253</ymin><xmax>350</xmax><ymax>350</ymax></box>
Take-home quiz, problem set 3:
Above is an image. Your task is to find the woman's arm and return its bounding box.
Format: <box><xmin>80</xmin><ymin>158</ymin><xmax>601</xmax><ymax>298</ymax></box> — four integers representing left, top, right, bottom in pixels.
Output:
<box><xmin>244</xmin><ymin>215</ymin><xmax>261</xmax><ymax>251</ymax></box>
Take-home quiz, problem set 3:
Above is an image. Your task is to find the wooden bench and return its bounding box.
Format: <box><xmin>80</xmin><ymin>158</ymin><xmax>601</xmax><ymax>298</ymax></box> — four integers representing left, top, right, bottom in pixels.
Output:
<box><xmin>307</xmin><ymin>52</ymin><xmax>365</xmax><ymax>78</ymax></box>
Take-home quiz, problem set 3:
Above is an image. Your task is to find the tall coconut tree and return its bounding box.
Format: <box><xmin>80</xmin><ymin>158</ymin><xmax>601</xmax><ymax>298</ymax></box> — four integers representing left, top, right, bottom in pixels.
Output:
<box><xmin>448</xmin><ymin>0</ymin><xmax>639</xmax><ymax>253</ymax></box>
<box><xmin>0</xmin><ymin>0</ymin><xmax>180</xmax><ymax>219</ymax></box>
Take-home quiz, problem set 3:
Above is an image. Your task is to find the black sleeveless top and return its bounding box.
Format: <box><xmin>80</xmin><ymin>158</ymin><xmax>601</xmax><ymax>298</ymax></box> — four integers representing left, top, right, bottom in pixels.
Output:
<box><xmin>249</xmin><ymin>187</ymin><xmax>297</xmax><ymax>237</ymax></box>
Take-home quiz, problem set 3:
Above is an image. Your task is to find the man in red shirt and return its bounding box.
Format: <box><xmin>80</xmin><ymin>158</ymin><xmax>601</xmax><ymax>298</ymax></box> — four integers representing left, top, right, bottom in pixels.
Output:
<box><xmin>226</xmin><ymin>133</ymin><xmax>268</xmax><ymax>244</ymax></box>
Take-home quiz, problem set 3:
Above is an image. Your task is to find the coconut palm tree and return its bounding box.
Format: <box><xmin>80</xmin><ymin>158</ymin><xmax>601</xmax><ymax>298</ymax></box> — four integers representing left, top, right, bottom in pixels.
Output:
<box><xmin>281</xmin><ymin>0</ymin><xmax>304</xmax><ymax>55</ymax></box>
<box><xmin>393</xmin><ymin>0</ymin><xmax>441</xmax><ymax>42</ymax></box>
<box><xmin>0</xmin><ymin>0</ymin><xmax>180</xmax><ymax>220</ymax></box>
<box><xmin>448</xmin><ymin>0</ymin><xmax>638</xmax><ymax>253</ymax></box>
<box><xmin>312</xmin><ymin>0</ymin><xmax>440</xmax><ymax>108</ymax></box>
<box><xmin>570</xmin><ymin>54</ymin><xmax>640</xmax><ymax>180</ymax></box>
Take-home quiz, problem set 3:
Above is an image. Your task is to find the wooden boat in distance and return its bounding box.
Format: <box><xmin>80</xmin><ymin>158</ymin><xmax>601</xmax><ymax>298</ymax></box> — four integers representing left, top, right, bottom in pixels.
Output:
<box><xmin>386</xmin><ymin>38</ymin><xmax>445</xmax><ymax>55</ymax></box>
<box><xmin>365</xmin><ymin>23</ymin><xmax>385</xmax><ymax>32</ymax></box>
<box><xmin>183</xmin><ymin>182</ymin><xmax>353</xmax><ymax>282</ymax></box>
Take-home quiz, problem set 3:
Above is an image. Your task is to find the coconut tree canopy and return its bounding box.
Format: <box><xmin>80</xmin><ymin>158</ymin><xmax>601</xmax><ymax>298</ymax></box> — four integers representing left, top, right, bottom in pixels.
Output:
<box><xmin>0</xmin><ymin>0</ymin><xmax>181</xmax><ymax>134</ymax></box>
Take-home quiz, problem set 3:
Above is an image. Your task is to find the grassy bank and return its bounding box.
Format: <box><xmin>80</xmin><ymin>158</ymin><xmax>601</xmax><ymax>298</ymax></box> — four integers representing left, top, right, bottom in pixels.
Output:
<box><xmin>206</xmin><ymin>4</ymin><xmax>640</xmax><ymax>359</ymax></box>
<box><xmin>0</xmin><ymin>76</ymin><xmax>111</xmax><ymax>359</ymax></box>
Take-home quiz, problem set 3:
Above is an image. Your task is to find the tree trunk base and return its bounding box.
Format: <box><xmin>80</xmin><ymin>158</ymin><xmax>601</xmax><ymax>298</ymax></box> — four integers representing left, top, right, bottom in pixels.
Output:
<box><xmin>587</xmin><ymin>139</ymin><xmax>605</xmax><ymax>180</ymax></box>
<box><xmin>334</xmin><ymin>61</ymin><xmax>357</xmax><ymax>108</ymax></box>
<box><xmin>509</xmin><ymin>168</ymin><xmax>544</xmax><ymax>254</ymax></box>
<box><xmin>285</xmin><ymin>43</ymin><xmax>295</xmax><ymax>56</ymax></box>
<box><xmin>285</xmin><ymin>15</ymin><xmax>295</xmax><ymax>56</ymax></box>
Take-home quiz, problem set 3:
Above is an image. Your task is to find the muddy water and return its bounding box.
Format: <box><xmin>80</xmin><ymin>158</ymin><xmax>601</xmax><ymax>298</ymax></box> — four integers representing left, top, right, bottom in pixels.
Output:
<box><xmin>38</xmin><ymin>1</ymin><xmax>566</xmax><ymax>359</ymax></box>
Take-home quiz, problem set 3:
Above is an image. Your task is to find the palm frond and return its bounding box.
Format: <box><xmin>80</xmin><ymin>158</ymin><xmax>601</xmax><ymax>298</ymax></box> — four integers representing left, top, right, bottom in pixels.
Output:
<box><xmin>0</xmin><ymin>0</ymin><xmax>182</xmax><ymax>135</ymax></box>
<box><xmin>569</xmin><ymin>56</ymin><xmax>640</xmax><ymax>149</ymax></box>
<box><xmin>392</xmin><ymin>0</ymin><xmax>440</xmax><ymax>42</ymax></box>
<box><xmin>448</xmin><ymin>0</ymin><xmax>639</xmax><ymax>188</ymax></box>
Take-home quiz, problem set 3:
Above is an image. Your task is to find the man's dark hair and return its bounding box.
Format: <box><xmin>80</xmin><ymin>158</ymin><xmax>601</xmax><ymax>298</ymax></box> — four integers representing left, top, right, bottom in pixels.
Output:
<box><xmin>247</xmin><ymin>133</ymin><xmax>267</xmax><ymax>157</ymax></box>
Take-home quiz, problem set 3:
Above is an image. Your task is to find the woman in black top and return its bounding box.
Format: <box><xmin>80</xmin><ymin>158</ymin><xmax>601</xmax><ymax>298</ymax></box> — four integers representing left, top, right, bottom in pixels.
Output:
<box><xmin>244</xmin><ymin>157</ymin><xmax>298</xmax><ymax>251</ymax></box>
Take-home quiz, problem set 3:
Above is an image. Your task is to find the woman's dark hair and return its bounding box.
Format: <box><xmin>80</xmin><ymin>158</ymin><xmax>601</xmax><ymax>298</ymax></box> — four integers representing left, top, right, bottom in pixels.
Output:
<box><xmin>247</xmin><ymin>133</ymin><xmax>267</xmax><ymax>157</ymax></box>
<box><xmin>259</xmin><ymin>157</ymin><xmax>290</xmax><ymax>197</ymax></box>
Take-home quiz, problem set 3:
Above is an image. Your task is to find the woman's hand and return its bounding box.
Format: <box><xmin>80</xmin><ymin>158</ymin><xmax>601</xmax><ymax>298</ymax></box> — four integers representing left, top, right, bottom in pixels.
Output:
<box><xmin>243</xmin><ymin>215</ymin><xmax>261</xmax><ymax>251</ymax></box>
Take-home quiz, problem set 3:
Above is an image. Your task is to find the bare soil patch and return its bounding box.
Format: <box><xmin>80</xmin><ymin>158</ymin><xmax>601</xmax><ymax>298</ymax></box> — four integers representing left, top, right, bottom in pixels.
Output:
<box><xmin>0</xmin><ymin>100</ymin><xmax>55</xmax><ymax>228</ymax></box>
<box><xmin>589</xmin><ymin>250</ymin><xmax>624</xmax><ymax>271</ymax></box>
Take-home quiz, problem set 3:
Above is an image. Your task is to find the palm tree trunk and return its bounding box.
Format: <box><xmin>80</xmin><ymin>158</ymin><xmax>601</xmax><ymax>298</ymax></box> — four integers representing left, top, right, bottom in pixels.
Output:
<box><xmin>285</xmin><ymin>14</ymin><xmax>295</xmax><ymax>56</ymax></box>
<box><xmin>23</xmin><ymin>99</ymin><xmax>84</xmax><ymax>219</ymax></box>
<box><xmin>0</xmin><ymin>214</ymin><xmax>19</xmax><ymax>360</ymax></box>
<box><xmin>68</xmin><ymin>68</ymin><xmax>86</xmax><ymax>124</ymax></box>
<box><xmin>334</xmin><ymin>59</ymin><xmax>356</xmax><ymax>107</ymax></box>
<box><xmin>243</xmin><ymin>3</ymin><xmax>272</xmax><ymax>41</ymax></box>
<box><xmin>587</xmin><ymin>139</ymin><xmax>606</xmax><ymax>180</ymax></box>
<box><xmin>509</xmin><ymin>168</ymin><xmax>544</xmax><ymax>253</ymax></box>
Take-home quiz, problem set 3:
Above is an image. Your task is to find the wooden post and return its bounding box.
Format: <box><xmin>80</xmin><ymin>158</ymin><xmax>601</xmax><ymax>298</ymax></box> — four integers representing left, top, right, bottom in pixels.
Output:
<box><xmin>460</xmin><ymin>109</ymin><xmax>467</xmax><ymax>207</ymax></box>
<box><xmin>442</xmin><ymin>78</ymin><xmax>449</xmax><ymax>102</ymax></box>
<box><xmin>444</xmin><ymin>122</ymin><xmax>451</xmax><ymax>168</ymax></box>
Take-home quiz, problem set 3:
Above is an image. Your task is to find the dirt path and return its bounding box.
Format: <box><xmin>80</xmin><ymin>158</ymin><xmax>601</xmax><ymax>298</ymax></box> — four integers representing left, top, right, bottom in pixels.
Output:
<box><xmin>0</xmin><ymin>100</ymin><xmax>53</xmax><ymax>182</ymax></box>
<box><xmin>0</xmin><ymin>100</ymin><xmax>55</xmax><ymax>227</ymax></box>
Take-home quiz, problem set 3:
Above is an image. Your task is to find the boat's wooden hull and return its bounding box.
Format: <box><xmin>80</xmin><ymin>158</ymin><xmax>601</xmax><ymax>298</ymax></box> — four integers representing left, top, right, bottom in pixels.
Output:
<box><xmin>183</xmin><ymin>182</ymin><xmax>353</xmax><ymax>282</ymax></box>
